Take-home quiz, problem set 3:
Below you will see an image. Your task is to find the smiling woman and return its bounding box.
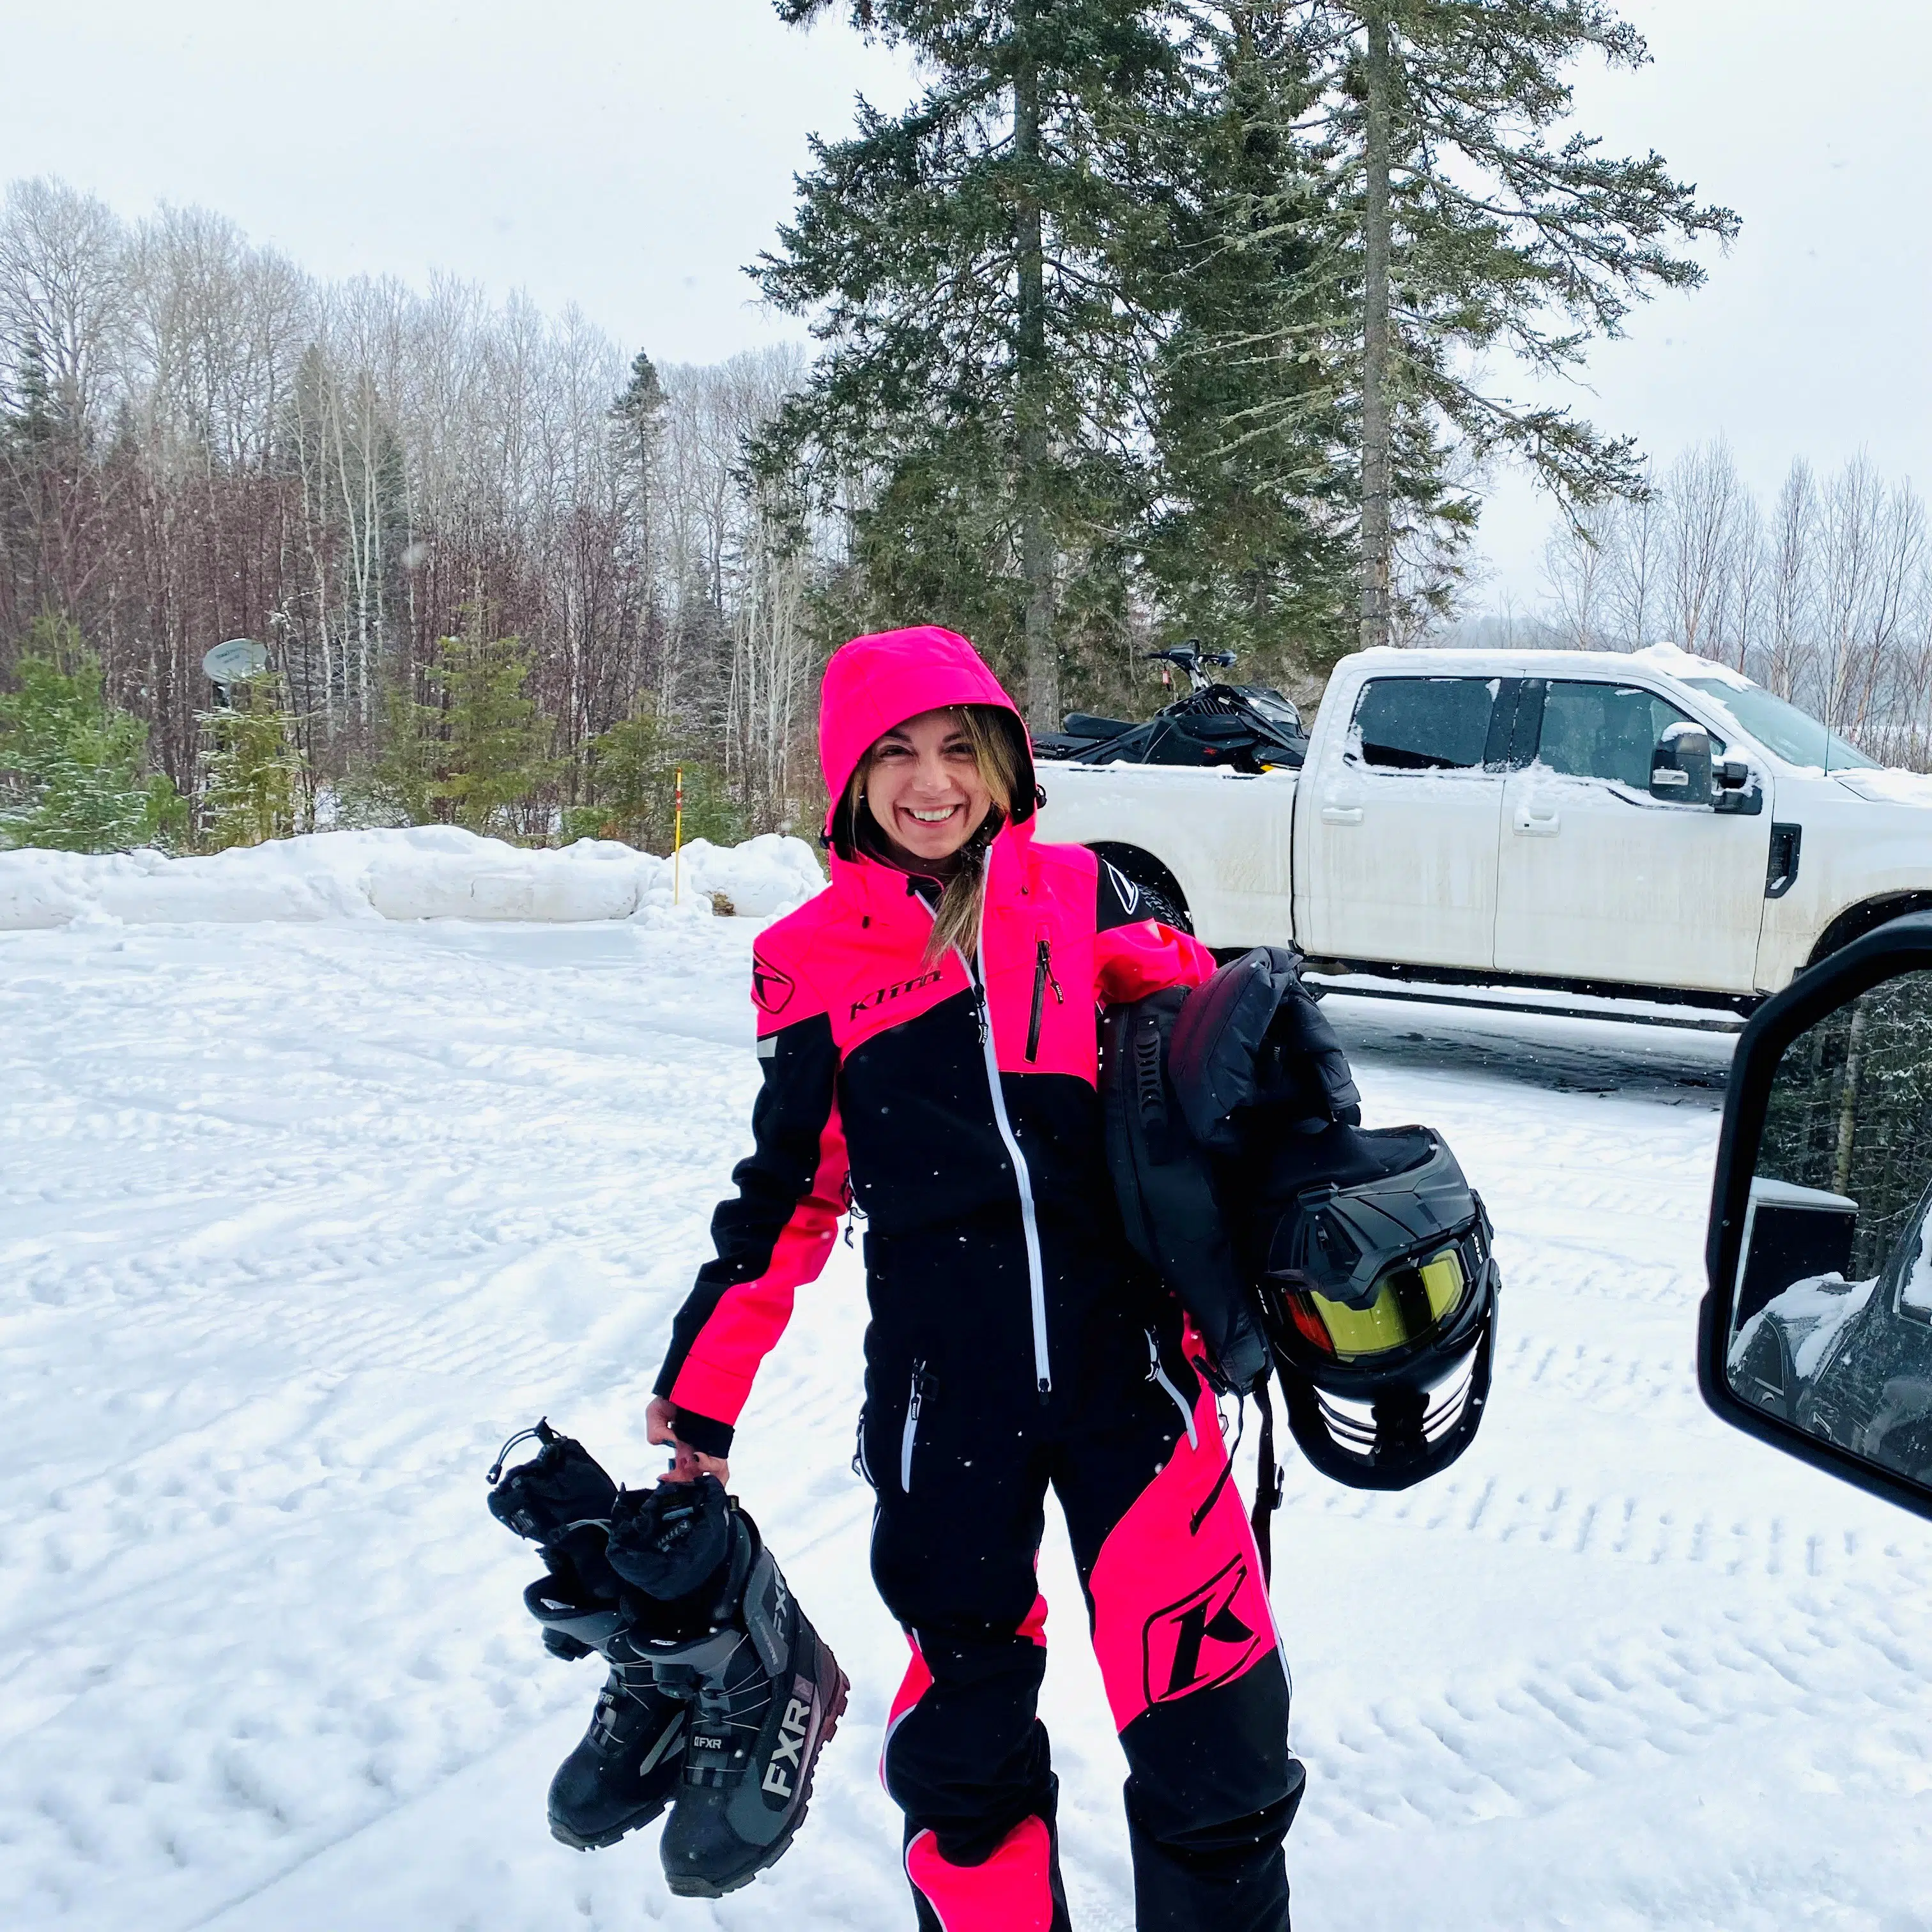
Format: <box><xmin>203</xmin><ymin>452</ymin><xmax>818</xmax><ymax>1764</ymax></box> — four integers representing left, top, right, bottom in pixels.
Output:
<box><xmin>846</xmin><ymin>705</ymin><xmax>1025</xmax><ymax>963</ymax></box>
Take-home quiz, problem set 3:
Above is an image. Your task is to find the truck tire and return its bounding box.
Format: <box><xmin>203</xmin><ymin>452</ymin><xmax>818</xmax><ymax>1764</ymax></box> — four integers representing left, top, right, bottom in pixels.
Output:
<box><xmin>1089</xmin><ymin>842</ymin><xmax>1193</xmax><ymax>935</ymax></box>
<box><xmin>1807</xmin><ymin>894</ymin><xmax>1932</xmax><ymax>969</ymax></box>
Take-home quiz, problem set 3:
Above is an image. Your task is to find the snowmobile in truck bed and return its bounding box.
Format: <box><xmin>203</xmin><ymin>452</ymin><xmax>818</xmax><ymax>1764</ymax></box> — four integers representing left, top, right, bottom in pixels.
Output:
<box><xmin>1031</xmin><ymin>644</ymin><xmax>1309</xmax><ymax>775</ymax></box>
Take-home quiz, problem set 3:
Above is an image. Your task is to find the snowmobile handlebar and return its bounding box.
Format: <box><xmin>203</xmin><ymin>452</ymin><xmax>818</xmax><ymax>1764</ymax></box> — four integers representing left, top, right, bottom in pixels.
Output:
<box><xmin>1144</xmin><ymin>643</ymin><xmax>1238</xmax><ymax>693</ymax></box>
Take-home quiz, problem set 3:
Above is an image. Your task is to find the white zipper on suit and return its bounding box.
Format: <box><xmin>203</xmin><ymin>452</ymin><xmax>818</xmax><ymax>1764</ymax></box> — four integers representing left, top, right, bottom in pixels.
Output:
<box><xmin>901</xmin><ymin>1361</ymin><xmax>926</xmax><ymax>1491</ymax></box>
<box><xmin>1146</xmin><ymin>1329</ymin><xmax>1198</xmax><ymax>1449</ymax></box>
<box><xmin>956</xmin><ymin>933</ymin><xmax>1053</xmax><ymax>1399</ymax></box>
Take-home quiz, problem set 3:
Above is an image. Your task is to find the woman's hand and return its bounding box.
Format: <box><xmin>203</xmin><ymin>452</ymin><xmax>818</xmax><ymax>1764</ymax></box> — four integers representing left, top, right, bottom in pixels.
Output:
<box><xmin>646</xmin><ymin>1395</ymin><xmax>730</xmax><ymax>1486</ymax></box>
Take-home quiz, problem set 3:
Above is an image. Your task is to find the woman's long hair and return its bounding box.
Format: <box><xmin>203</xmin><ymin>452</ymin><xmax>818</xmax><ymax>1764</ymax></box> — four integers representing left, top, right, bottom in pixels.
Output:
<box><xmin>841</xmin><ymin>705</ymin><xmax>1025</xmax><ymax>964</ymax></box>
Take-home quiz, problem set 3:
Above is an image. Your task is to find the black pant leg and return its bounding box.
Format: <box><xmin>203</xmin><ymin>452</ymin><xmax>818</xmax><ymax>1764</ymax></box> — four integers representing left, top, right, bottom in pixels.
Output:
<box><xmin>1054</xmin><ymin>1325</ymin><xmax>1302</xmax><ymax>1932</ymax></box>
<box><xmin>865</xmin><ymin>1360</ymin><xmax>1070</xmax><ymax>1927</ymax></box>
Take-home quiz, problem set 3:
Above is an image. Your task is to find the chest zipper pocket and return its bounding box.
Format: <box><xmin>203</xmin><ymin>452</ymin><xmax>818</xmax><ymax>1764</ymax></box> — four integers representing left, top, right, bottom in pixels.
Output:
<box><xmin>1146</xmin><ymin>1330</ymin><xmax>1198</xmax><ymax>1450</ymax></box>
<box><xmin>901</xmin><ymin>1361</ymin><xmax>933</xmax><ymax>1493</ymax></box>
<box><xmin>1025</xmin><ymin>931</ymin><xmax>1063</xmax><ymax>1064</ymax></box>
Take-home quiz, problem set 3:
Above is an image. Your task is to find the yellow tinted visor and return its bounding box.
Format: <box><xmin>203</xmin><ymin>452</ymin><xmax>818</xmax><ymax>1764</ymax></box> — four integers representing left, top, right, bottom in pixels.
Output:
<box><xmin>1302</xmin><ymin>1246</ymin><xmax>1468</xmax><ymax>1360</ymax></box>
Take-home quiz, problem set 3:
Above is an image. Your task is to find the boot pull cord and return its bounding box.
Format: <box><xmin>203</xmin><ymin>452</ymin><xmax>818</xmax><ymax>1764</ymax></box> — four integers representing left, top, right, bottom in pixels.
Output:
<box><xmin>487</xmin><ymin>1417</ymin><xmax>558</xmax><ymax>1485</ymax></box>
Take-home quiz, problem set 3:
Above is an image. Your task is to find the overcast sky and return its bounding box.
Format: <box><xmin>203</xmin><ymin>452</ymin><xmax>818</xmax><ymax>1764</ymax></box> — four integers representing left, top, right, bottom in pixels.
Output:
<box><xmin>5</xmin><ymin>0</ymin><xmax>1928</xmax><ymax>613</ymax></box>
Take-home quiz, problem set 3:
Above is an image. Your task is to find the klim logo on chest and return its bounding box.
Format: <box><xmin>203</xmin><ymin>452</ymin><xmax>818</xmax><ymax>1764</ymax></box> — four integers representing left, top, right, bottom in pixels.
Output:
<box><xmin>850</xmin><ymin>969</ymin><xmax>945</xmax><ymax>1020</ymax></box>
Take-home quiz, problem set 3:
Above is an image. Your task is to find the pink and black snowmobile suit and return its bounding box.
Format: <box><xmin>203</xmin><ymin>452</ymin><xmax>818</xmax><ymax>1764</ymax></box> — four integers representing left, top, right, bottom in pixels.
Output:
<box><xmin>654</xmin><ymin>627</ymin><xmax>1302</xmax><ymax>1931</ymax></box>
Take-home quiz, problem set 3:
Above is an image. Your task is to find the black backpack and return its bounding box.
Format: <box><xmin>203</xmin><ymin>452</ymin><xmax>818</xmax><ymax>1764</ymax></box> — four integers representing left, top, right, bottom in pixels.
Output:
<box><xmin>1101</xmin><ymin>946</ymin><xmax>1362</xmax><ymax>1398</ymax></box>
<box><xmin>1101</xmin><ymin>948</ymin><xmax>1499</xmax><ymax>1561</ymax></box>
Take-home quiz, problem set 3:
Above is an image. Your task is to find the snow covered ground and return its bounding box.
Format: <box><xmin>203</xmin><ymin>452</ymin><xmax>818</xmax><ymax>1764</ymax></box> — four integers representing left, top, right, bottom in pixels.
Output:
<box><xmin>4</xmin><ymin>909</ymin><xmax>1931</xmax><ymax>1931</ymax></box>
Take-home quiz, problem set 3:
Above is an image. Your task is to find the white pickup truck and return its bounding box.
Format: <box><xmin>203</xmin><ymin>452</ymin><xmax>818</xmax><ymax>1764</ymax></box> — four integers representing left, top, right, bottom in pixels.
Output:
<box><xmin>1036</xmin><ymin>643</ymin><xmax>1932</xmax><ymax>1004</ymax></box>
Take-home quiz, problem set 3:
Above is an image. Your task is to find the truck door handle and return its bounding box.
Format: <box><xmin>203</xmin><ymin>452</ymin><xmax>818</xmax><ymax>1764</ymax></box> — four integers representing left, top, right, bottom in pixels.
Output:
<box><xmin>1321</xmin><ymin>805</ymin><xmax>1363</xmax><ymax>826</ymax></box>
<box><xmin>1513</xmin><ymin>804</ymin><xmax>1560</xmax><ymax>836</ymax></box>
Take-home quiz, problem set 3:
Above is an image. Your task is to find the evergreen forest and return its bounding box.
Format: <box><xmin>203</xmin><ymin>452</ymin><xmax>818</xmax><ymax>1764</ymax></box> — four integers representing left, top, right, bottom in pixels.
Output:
<box><xmin>0</xmin><ymin>3</ymin><xmax>1841</xmax><ymax>857</ymax></box>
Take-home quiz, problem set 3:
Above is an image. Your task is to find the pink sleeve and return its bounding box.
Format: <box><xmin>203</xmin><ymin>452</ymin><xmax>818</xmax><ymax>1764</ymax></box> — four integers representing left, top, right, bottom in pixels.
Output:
<box><xmin>1094</xmin><ymin>919</ymin><xmax>1217</xmax><ymax>1003</ymax></box>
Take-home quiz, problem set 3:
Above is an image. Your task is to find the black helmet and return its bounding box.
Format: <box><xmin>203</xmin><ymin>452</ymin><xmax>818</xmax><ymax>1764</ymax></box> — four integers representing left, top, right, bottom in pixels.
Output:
<box><xmin>1240</xmin><ymin>1123</ymin><xmax>1499</xmax><ymax>1490</ymax></box>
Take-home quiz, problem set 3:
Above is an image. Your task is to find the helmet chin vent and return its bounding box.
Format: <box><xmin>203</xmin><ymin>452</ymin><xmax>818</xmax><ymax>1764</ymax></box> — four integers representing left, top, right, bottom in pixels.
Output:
<box><xmin>1307</xmin><ymin>1354</ymin><xmax>1479</xmax><ymax>1458</ymax></box>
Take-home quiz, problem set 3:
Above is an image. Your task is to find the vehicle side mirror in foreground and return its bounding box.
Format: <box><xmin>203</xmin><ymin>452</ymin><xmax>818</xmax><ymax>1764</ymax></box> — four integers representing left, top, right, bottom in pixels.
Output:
<box><xmin>1651</xmin><ymin>723</ymin><xmax>1714</xmax><ymax>803</ymax></box>
<box><xmin>1700</xmin><ymin>915</ymin><xmax>1932</xmax><ymax>1517</ymax></box>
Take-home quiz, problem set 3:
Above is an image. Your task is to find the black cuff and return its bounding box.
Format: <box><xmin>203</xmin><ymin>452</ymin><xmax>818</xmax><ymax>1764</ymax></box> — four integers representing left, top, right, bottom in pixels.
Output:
<box><xmin>671</xmin><ymin>1406</ymin><xmax>735</xmax><ymax>1460</ymax></box>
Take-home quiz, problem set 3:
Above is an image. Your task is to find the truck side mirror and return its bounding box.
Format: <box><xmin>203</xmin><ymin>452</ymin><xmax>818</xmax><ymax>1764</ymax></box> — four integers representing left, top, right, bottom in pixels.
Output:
<box><xmin>1650</xmin><ymin>723</ymin><xmax>1713</xmax><ymax>803</ymax></box>
<box><xmin>1712</xmin><ymin>755</ymin><xmax>1765</xmax><ymax>816</ymax></box>
<box><xmin>1699</xmin><ymin>914</ymin><xmax>1932</xmax><ymax>1519</ymax></box>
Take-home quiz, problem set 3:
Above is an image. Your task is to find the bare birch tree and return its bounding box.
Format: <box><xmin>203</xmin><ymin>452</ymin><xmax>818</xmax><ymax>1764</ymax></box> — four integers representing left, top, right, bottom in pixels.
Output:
<box><xmin>1528</xmin><ymin>441</ymin><xmax>1932</xmax><ymax>772</ymax></box>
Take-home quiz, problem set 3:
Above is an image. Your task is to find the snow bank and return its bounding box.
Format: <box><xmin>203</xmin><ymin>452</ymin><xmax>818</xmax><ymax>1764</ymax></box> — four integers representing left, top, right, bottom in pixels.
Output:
<box><xmin>677</xmin><ymin>832</ymin><xmax>828</xmax><ymax>917</ymax></box>
<box><xmin>0</xmin><ymin>827</ymin><xmax>825</xmax><ymax>931</ymax></box>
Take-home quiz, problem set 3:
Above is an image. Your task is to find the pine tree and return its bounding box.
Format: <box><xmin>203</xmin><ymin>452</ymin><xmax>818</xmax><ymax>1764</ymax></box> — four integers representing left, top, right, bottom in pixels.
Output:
<box><xmin>611</xmin><ymin>351</ymin><xmax>667</xmax><ymax>480</ymax></box>
<box><xmin>1278</xmin><ymin>1</ymin><xmax>1738</xmax><ymax>648</ymax></box>
<box><xmin>0</xmin><ymin>615</ymin><xmax>187</xmax><ymax>852</ymax></box>
<box><xmin>425</xmin><ymin>623</ymin><xmax>558</xmax><ymax>838</ymax></box>
<box><xmin>348</xmin><ymin>673</ymin><xmax>444</xmax><ymax>828</ymax></box>
<box><xmin>199</xmin><ymin>673</ymin><xmax>307</xmax><ymax>849</ymax></box>
<box><xmin>1138</xmin><ymin>12</ymin><xmax>1361</xmax><ymax>673</ymax></box>
<box><xmin>759</xmin><ymin>1</ymin><xmax>1199</xmax><ymax>721</ymax></box>
<box><xmin>12</xmin><ymin>326</ymin><xmax>57</xmax><ymax>450</ymax></box>
<box><xmin>564</xmin><ymin>712</ymin><xmax>746</xmax><ymax>852</ymax></box>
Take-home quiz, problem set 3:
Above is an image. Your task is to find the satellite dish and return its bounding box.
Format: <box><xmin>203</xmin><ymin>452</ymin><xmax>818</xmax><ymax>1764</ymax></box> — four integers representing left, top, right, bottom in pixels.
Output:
<box><xmin>203</xmin><ymin>637</ymin><xmax>268</xmax><ymax>683</ymax></box>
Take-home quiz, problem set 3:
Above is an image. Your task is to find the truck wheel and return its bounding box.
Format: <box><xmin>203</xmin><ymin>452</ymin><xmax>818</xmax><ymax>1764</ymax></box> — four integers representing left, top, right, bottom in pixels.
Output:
<box><xmin>1089</xmin><ymin>842</ymin><xmax>1193</xmax><ymax>935</ymax></box>
<box><xmin>1807</xmin><ymin>894</ymin><xmax>1932</xmax><ymax>969</ymax></box>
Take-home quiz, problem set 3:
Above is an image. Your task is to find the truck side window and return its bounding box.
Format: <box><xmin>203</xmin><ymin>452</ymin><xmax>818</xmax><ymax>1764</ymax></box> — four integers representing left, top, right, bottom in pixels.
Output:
<box><xmin>1349</xmin><ymin>678</ymin><xmax>1498</xmax><ymax>771</ymax></box>
<box><xmin>1537</xmin><ymin>682</ymin><xmax>1724</xmax><ymax>791</ymax></box>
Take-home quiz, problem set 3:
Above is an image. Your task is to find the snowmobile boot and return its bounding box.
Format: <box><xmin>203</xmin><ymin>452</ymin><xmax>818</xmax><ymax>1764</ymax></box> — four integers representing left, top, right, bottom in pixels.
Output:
<box><xmin>487</xmin><ymin>1422</ymin><xmax>690</xmax><ymax>1848</ymax></box>
<box><xmin>606</xmin><ymin>1475</ymin><xmax>849</xmax><ymax>1899</ymax></box>
<box><xmin>544</xmin><ymin>1622</ymin><xmax>691</xmax><ymax>1850</ymax></box>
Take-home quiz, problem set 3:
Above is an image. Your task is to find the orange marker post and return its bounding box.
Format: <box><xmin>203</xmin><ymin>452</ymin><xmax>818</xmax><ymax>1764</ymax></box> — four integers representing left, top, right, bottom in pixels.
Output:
<box><xmin>673</xmin><ymin>765</ymin><xmax>685</xmax><ymax>904</ymax></box>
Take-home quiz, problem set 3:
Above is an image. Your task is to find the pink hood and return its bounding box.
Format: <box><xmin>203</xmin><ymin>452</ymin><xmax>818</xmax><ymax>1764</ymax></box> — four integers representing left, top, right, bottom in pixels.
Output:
<box><xmin>818</xmin><ymin>625</ymin><xmax>1036</xmax><ymax>842</ymax></box>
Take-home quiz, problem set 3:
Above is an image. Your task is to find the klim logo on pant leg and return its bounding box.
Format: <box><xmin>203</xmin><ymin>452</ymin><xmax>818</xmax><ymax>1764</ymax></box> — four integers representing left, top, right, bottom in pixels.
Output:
<box><xmin>1142</xmin><ymin>1554</ymin><xmax>1264</xmax><ymax>1705</ymax></box>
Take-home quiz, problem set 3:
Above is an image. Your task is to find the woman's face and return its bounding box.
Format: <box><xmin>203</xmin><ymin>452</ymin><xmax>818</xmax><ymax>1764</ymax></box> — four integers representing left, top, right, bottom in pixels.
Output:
<box><xmin>863</xmin><ymin>709</ymin><xmax>995</xmax><ymax>865</ymax></box>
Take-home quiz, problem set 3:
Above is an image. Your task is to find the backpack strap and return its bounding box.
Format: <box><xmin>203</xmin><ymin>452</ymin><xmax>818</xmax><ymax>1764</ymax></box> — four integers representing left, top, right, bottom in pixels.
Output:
<box><xmin>1251</xmin><ymin>1378</ymin><xmax>1284</xmax><ymax>1585</ymax></box>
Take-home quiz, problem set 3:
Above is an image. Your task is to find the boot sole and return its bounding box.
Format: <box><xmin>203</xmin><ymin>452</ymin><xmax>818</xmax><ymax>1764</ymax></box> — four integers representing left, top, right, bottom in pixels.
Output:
<box><xmin>663</xmin><ymin>1639</ymin><xmax>850</xmax><ymax>1899</ymax></box>
<box><xmin>549</xmin><ymin>1790</ymin><xmax>674</xmax><ymax>1852</ymax></box>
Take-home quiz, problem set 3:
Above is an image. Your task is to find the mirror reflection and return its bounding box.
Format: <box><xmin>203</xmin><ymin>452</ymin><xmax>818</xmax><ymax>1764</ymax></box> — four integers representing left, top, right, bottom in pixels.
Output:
<box><xmin>1728</xmin><ymin>968</ymin><xmax>1932</xmax><ymax>1485</ymax></box>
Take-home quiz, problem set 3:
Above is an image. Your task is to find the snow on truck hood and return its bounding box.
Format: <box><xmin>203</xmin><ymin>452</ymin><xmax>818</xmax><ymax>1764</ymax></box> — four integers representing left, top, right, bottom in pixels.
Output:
<box><xmin>1830</xmin><ymin>768</ymin><xmax>1932</xmax><ymax>807</ymax></box>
